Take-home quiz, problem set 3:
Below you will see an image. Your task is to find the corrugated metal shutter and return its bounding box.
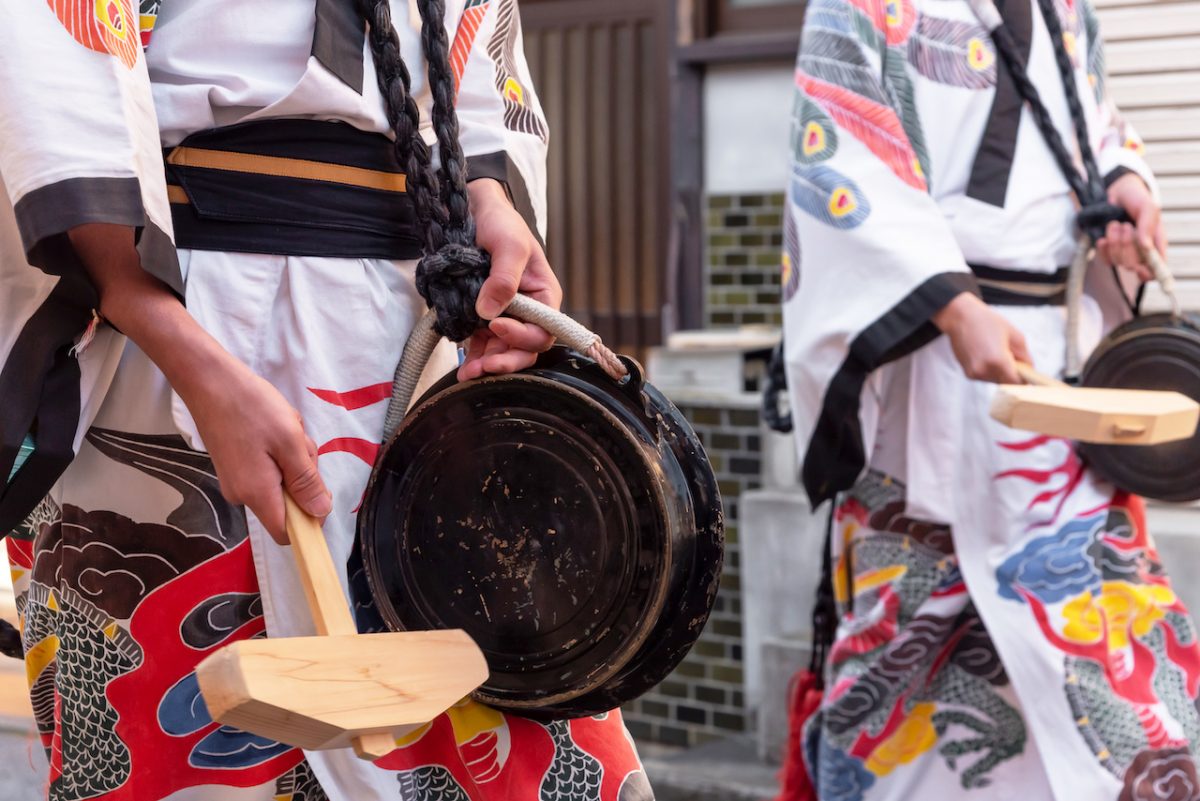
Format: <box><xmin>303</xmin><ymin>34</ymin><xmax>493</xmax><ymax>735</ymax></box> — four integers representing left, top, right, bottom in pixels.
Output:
<box><xmin>1100</xmin><ymin>0</ymin><xmax>1200</xmax><ymax>310</ymax></box>
<box><xmin>520</xmin><ymin>0</ymin><xmax>673</xmax><ymax>354</ymax></box>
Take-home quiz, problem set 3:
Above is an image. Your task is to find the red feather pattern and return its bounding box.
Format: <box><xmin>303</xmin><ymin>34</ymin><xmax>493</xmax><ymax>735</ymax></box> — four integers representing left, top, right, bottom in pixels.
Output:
<box><xmin>846</xmin><ymin>0</ymin><xmax>917</xmax><ymax>45</ymax></box>
<box><xmin>796</xmin><ymin>71</ymin><xmax>926</xmax><ymax>191</ymax></box>
<box><xmin>450</xmin><ymin>0</ymin><xmax>491</xmax><ymax>95</ymax></box>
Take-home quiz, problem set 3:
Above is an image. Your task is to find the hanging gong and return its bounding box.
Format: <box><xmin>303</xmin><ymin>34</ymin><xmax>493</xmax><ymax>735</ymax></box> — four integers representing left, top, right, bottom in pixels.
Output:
<box><xmin>357</xmin><ymin>347</ymin><xmax>724</xmax><ymax>719</ymax></box>
<box><xmin>1078</xmin><ymin>312</ymin><xmax>1200</xmax><ymax>502</ymax></box>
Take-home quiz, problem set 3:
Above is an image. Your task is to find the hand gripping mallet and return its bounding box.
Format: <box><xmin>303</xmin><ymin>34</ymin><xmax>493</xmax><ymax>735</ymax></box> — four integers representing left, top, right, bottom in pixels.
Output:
<box><xmin>195</xmin><ymin>495</ymin><xmax>488</xmax><ymax>760</ymax></box>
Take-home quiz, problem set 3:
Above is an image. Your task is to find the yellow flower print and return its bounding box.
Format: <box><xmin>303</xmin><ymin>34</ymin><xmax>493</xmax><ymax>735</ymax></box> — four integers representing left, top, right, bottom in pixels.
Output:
<box><xmin>866</xmin><ymin>703</ymin><xmax>939</xmax><ymax>777</ymax></box>
<box><xmin>1061</xmin><ymin>581</ymin><xmax>1177</xmax><ymax>650</ymax></box>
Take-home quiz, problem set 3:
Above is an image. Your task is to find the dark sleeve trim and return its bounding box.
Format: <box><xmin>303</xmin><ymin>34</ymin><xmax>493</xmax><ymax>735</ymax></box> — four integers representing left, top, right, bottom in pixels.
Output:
<box><xmin>0</xmin><ymin>280</ymin><xmax>87</xmax><ymax>534</ymax></box>
<box><xmin>801</xmin><ymin>271</ymin><xmax>979</xmax><ymax>506</ymax></box>
<box><xmin>1103</xmin><ymin>165</ymin><xmax>1136</xmax><ymax>190</ymax></box>
<box><xmin>466</xmin><ymin>151</ymin><xmax>544</xmax><ymax>249</ymax></box>
<box><xmin>313</xmin><ymin>0</ymin><xmax>365</xmax><ymax>94</ymax></box>
<box><xmin>966</xmin><ymin>0</ymin><xmax>1033</xmax><ymax>207</ymax></box>
<box><xmin>13</xmin><ymin>176</ymin><xmax>183</xmax><ymax>297</ymax></box>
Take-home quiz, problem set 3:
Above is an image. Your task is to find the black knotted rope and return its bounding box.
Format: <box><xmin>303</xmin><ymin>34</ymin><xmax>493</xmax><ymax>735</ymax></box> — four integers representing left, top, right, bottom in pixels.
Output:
<box><xmin>357</xmin><ymin>0</ymin><xmax>492</xmax><ymax>343</ymax></box>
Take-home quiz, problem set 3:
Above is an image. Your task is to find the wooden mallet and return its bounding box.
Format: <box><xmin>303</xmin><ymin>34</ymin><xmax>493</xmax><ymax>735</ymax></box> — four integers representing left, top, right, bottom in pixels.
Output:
<box><xmin>196</xmin><ymin>495</ymin><xmax>488</xmax><ymax>760</ymax></box>
<box><xmin>990</xmin><ymin>363</ymin><xmax>1200</xmax><ymax>444</ymax></box>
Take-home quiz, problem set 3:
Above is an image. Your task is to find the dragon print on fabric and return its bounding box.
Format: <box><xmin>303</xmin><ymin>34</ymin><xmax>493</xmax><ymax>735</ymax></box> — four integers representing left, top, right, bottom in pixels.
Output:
<box><xmin>138</xmin><ymin>0</ymin><xmax>159</xmax><ymax>46</ymax></box>
<box><xmin>6</xmin><ymin>429</ymin><xmax>306</xmax><ymax>800</ymax></box>
<box><xmin>995</xmin><ymin>469</ymin><xmax>1200</xmax><ymax>801</ymax></box>
<box><xmin>275</xmin><ymin>761</ymin><xmax>331</xmax><ymax>801</ymax></box>
<box><xmin>486</xmin><ymin>0</ymin><xmax>548</xmax><ymax>143</ymax></box>
<box><xmin>47</xmin><ymin>0</ymin><xmax>140</xmax><ymax>68</ymax></box>
<box><xmin>805</xmin><ymin>471</ymin><xmax>1027</xmax><ymax>797</ymax></box>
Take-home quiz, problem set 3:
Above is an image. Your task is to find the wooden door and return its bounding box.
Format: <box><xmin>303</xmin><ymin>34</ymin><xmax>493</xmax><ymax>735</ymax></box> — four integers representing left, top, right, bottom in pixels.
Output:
<box><xmin>520</xmin><ymin>0</ymin><xmax>673</xmax><ymax>352</ymax></box>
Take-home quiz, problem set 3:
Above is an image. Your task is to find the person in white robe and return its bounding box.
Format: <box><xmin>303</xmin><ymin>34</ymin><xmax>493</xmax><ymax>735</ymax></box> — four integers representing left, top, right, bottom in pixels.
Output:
<box><xmin>781</xmin><ymin>0</ymin><xmax>1199</xmax><ymax>799</ymax></box>
<box><xmin>0</xmin><ymin>2</ymin><xmax>653</xmax><ymax>800</ymax></box>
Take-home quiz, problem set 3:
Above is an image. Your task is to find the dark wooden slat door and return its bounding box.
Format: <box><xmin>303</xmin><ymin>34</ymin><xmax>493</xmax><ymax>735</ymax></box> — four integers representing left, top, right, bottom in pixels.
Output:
<box><xmin>520</xmin><ymin>0</ymin><xmax>672</xmax><ymax>353</ymax></box>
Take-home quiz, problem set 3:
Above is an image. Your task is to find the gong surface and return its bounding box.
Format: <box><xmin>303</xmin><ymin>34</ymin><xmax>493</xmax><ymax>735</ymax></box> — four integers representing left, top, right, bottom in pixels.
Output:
<box><xmin>361</xmin><ymin>367</ymin><xmax>673</xmax><ymax>708</ymax></box>
<box><xmin>358</xmin><ymin>349</ymin><xmax>725</xmax><ymax>718</ymax></box>
<box><xmin>1080</xmin><ymin>313</ymin><xmax>1200</xmax><ymax>502</ymax></box>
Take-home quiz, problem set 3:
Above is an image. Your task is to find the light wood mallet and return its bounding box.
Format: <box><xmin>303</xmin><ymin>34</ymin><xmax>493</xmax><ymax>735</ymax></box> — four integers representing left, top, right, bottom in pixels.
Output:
<box><xmin>990</xmin><ymin>363</ymin><xmax>1200</xmax><ymax>445</ymax></box>
<box><xmin>196</xmin><ymin>495</ymin><xmax>488</xmax><ymax>760</ymax></box>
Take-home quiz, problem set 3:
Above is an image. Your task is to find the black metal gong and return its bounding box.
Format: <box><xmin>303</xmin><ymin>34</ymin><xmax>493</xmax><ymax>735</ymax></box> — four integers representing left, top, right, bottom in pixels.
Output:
<box><xmin>358</xmin><ymin>347</ymin><xmax>724</xmax><ymax>719</ymax></box>
<box><xmin>1079</xmin><ymin>313</ymin><xmax>1200</xmax><ymax>502</ymax></box>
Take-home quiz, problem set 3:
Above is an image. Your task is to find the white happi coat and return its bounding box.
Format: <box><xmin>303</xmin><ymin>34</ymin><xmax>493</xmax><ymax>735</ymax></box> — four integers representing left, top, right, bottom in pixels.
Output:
<box><xmin>783</xmin><ymin>1</ymin><xmax>1200</xmax><ymax>800</ymax></box>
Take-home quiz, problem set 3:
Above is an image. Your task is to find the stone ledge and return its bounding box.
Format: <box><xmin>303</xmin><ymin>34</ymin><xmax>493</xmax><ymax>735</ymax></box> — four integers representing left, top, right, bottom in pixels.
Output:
<box><xmin>642</xmin><ymin>735</ymin><xmax>779</xmax><ymax>801</ymax></box>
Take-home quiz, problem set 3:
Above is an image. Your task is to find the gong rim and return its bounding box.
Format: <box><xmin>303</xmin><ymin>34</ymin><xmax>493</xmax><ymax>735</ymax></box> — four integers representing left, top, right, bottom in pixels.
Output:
<box><xmin>1080</xmin><ymin>313</ymin><xmax>1200</xmax><ymax>502</ymax></box>
<box><xmin>358</xmin><ymin>363</ymin><xmax>676</xmax><ymax>709</ymax></box>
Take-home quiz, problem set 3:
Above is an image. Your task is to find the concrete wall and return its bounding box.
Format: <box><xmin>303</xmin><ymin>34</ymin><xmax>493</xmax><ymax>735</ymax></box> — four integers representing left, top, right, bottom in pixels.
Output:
<box><xmin>703</xmin><ymin>64</ymin><xmax>794</xmax><ymax>196</ymax></box>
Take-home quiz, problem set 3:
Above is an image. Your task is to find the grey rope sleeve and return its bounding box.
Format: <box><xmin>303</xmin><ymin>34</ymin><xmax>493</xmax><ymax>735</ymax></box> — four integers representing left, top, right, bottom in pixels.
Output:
<box><xmin>382</xmin><ymin>299</ymin><xmax>629</xmax><ymax>440</ymax></box>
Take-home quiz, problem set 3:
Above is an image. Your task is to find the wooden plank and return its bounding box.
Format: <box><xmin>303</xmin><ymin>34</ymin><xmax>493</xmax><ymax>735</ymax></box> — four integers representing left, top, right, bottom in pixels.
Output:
<box><xmin>1098</xmin><ymin>3</ymin><xmax>1200</xmax><ymax>40</ymax></box>
<box><xmin>1108</xmin><ymin>72</ymin><xmax>1200</xmax><ymax>109</ymax></box>
<box><xmin>1146</xmin><ymin>142</ymin><xmax>1200</xmax><ymax>175</ymax></box>
<box><xmin>1125</xmin><ymin>107</ymin><xmax>1200</xmax><ymax>142</ymax></box>
<box><xmin>1106</xmin><ymin>36</ymin><xmax>1200</xmax><ymax>74</ymax></box>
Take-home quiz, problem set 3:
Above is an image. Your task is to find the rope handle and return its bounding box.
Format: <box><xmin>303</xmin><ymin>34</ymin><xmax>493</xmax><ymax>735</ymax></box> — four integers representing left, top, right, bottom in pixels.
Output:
<box><xmin>382</xmin><ymin>296</ymin><xmax>628</xmax><ymax>440</ymax></box>
<box><xmin>1078</xmin><ymin>204</ymin><xmax>1181</xmax><ymax>315</ymax></box>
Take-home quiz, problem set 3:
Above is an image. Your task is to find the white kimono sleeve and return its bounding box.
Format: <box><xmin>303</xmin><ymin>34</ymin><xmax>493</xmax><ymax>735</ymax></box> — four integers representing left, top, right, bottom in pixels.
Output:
<box><xmin>1080</xmin><ymin>0</ymin><xmax>1154</xmax><ymax>194</ymax></box>
<box><xmin>447</xmin><ymin>0</ymin><xmax>550</xmax><ymax>241</ymax></box>
<box><xmin>0</xmin><ymin>1</ymin><xmax>176</xmax><ymax>534</ymax></box>
<box><xmin>781</xmin><ymin>0</ymin><xmax>979</xmax><ymax>505</ymax></box>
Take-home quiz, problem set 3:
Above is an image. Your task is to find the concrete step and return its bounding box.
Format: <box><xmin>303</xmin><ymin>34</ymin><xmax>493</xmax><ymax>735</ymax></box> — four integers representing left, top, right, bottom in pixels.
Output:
<box><xmin>0</xmin><ymin>715</ymin><xmax>45</xmax><ymax>799</ymax></box>
<box><xmin>642</xmin><ymin>736</ymin><xmax>779</xmax><ymax>801</ymax></box>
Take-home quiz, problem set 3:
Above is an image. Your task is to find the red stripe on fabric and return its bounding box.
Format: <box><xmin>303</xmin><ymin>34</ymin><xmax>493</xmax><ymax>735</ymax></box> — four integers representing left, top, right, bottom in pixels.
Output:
<box><xmin>307</xmin><ymin>383</ymin><xmax>393</xmax><ymax>410</ymax></box>
<box><xmin>317</xmin><ymin>438</ymin><xmax>381</xmax><ymax>465</ymax></box>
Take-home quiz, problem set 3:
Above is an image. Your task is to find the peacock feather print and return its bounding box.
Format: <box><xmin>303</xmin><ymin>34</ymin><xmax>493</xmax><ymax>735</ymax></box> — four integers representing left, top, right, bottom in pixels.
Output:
<box><xmin>782</xmin><ymin>207</ymin><xmax>802</xmax><ymax>303</ymax></box>
<box><xmin>883</xmin><ymin>46</ymin><xmax>931</xmax><ymax>185</ymax></box>
<box><xmin>907</xmin><ymin>15</ymin><xmax>998</xmax><ymax>90</ymax></box>
<box><xmin>796</xmin><ymin>72</ymin><xmax>927</xmax><ymax>191</ymax></box>
<box><xmin>790</xmin><ymin>164</ymin><xmax>872</xmax><ymax>229</ymax></box>
<box><xmin>792</xmin><ymin>93</ymin><xmax>840</xmax><ymax>165</ymax></box>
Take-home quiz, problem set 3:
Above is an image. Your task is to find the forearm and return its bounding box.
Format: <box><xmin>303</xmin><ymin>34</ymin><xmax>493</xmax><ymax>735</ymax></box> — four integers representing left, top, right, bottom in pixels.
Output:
<box><xmin>67</xmin><ymin>223</ymin><xmax>236</xmax><ymax>402</ymax></box>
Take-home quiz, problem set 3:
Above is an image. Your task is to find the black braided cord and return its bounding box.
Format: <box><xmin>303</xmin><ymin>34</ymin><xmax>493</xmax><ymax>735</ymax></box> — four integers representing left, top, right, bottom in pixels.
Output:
<box><xmin>356</xmin><ymin>0</ymin><xmax>492</xmax><ymax>343</ymax></box>
<box><xmin>988</xmin><ymin>3</ymin><xmax>1131</xmax><ymax>243</ymax></box>
<box><xmin>1032</xmin><ymin>0</ymin><xmax>1104</xmax><ymax>198</ymax></box>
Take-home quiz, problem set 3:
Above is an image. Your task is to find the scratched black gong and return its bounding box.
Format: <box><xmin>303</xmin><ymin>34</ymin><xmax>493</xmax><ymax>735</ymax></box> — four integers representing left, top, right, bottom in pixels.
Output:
<box><xmin>358</xmin><ymin>347</ymin><xmax>724</xmax><ymax>719</ymax></box>
<box><xmin>1079</xmin><ymin>312</ymin><xmax>1200</xmax><ymax>502</ymax></box>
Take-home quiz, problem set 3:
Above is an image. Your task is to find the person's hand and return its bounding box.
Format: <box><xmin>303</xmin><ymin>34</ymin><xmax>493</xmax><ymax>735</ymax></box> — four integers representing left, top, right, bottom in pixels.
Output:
<box><xmin>68</xmin><ymin>223</ymin><xmax>331</xmax><ymax>545</ymax></box>
<box><xmin>459</xmin><ymin>178</ymin><xmax>562</xmax><ymax>381</ymax></box>
<box><xmin>933</xmin><ymin>292</ymin><xmax>1031</xmax><ymax>384</ymax></box>
<box><xmin>179</xmin><ymin>357</ymin><xmax>332</xmax><ymax>545</ymax></box>
<box><xmin>1098</xmin><ymin>172</ymin><xmax>1168</xmax><ymax>282</ymax></box>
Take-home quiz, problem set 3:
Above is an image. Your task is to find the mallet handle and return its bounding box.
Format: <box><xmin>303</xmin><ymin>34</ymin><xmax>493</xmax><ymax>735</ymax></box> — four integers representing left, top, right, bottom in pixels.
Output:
<box><xmin>283</xmin><ymin>494</ymin><xmax>398</xmax><ymax>761</ymax></box>
<box><xmin>284</xmin><ymin>495</ymin><xmax>357</xmax><ymax>637</ymax></box>
<box><xmin>1016</xmin><ymin>363</ymin><xmax>1069</xmax><ymax>389</ymax></box>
